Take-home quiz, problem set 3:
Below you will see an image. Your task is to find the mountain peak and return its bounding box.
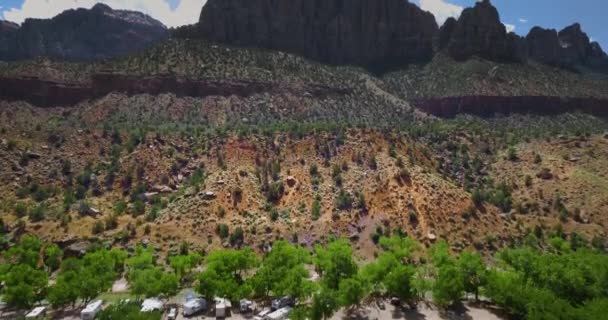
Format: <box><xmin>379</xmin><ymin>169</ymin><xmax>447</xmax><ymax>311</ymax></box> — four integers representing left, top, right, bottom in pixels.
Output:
<box><xmin>0</xmin><ymin>4</ymin><xmax>168</xmax><ymax>62</ymax></box>
<box><xmin>91</xmin><ymin>3</ymin><xmax>113</xmax><ymax>12</ymax></box>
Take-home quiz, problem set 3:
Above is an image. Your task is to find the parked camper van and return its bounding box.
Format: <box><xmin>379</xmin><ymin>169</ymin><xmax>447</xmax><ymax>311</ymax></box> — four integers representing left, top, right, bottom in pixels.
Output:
<box><xmin>266</xmin><ymin>307</ymin><xmax>292</xmax><ymax>320</ymax></box>
<box><xmin>25</xmin><ymin>307</ymin><xmax>46</xmax><ymax>319</ymax></box>
<box><xmin>81</xmin><ymin>300</ymin><xmax>103</xmax><ymax>320</ymax></box>
<box><xmin>215</xmin><ymin>298</ymin><xmax>232</xmax><ymax>318</ymax></box>
<box><xmin>253</xmin><ymin>308</ymin><xmax>272</xmax><ymax>320</ymax></box>
<box><xmin>271</xmin><ymin>296</ymin><xmax>294</xmax><ymax>311</ymax></box>
<box><xmin>183</xmin><ymin>298</ymin><xmax>206</xmax><ymax>316</ymax></box>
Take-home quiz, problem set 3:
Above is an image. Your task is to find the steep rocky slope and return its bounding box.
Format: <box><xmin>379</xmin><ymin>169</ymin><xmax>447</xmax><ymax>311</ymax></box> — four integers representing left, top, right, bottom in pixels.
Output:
<box><xmin>0</xmin><ymin>3</ymin><xmax>168</xmax><ymax>61</ymax></box>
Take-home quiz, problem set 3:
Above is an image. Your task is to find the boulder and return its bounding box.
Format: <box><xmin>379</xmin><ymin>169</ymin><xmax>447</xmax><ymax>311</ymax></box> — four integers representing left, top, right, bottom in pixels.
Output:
<box><xmin>152</xmin><ymin>185</ymin><xmax>174</xmax><ymax>193</ymax></box>
<box><xmin>198</xmin><ymin>0</ymin><xmax>438</xmax><ymax>67</ymax></box>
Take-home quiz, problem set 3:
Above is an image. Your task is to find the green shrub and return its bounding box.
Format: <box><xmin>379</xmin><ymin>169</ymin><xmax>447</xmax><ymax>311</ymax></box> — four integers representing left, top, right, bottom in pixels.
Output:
<box><xmin>216</xmin><ymin>224</ymin><xmax>229</xmax><ymax>239</ymax></box>
<box><xmin>336</xmin><ymin>190</ymin><xmax>353</xmax><ymax>210</ymax></box>
<box><xmin>267</xmin><ymin>181</ymin><xmax>284</xmax><ymax>202</ymax></box>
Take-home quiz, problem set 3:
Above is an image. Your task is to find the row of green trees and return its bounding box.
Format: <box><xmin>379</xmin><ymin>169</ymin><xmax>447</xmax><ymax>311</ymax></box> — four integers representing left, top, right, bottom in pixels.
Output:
<box><xmin>0</xmin><ymin>236</ymin><xmax>200</xmax><ymax>309</ymax></box>
<box><xmin>1</xmin><ymin>234</ymin><xmax>607</xmax><ymax>320</ymax></box>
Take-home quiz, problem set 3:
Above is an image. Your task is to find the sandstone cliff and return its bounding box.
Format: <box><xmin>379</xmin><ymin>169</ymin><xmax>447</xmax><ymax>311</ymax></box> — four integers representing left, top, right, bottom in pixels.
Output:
<box><xmin>526</xmin><ymin>23</ymin><xmax>608</xmax><ymax>72</ymax></box>
<box><xmin>198</xmin><ymin>0</ymin><xmax>438</xmax><ymax>66</ymax></box>
<box><xmin>438</xmin><ymin>0</ymin><xmax>522</xmax><ymax>62</ymax></box>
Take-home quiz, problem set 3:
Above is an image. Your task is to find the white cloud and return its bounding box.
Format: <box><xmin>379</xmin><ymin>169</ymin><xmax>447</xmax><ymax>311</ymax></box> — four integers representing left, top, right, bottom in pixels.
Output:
<box><xmin>518</xmin><ymin>18</ymin><xmax>528</xmax><ymax>23</ymax></box>
<box><xmin>505</xmin><ymin>23</ymin><xmax>516</xmax><ymax>33</ymax></box>
<box><xmin>2</xmin><ymin>0</ymin><xmax>206</xmax><ymax>27</ymax></box>
<box><xmin>419</xmin><ymin>0</ymin><xmax>464</xmax><ymax>25</ymax></box>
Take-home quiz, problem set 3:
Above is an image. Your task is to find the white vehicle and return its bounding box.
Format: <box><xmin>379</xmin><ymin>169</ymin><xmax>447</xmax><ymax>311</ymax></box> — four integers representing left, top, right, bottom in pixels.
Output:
<box><xmin>183</xmin><ymin>298</ymin><xmax>206</xmax><ymax>316</ymax></box>
<box><xmin>141</xmin><ymin>298</ymin><xmax>164</xmax><ymax>312</ymax></box>
<box><xmin>215</xmin><ymin>298</ymin><xmax>232</xmax><ymax>318</ymax></box>
<box><xmin>253</xmin><ymin>308</ymin><xmax>272</xmax><ymax>320</ymax></box>
<box><xmin>266</xmin><ymin>307</ymin><xmax>292</xmax><ymax>320</ymax></box>
<box><xmin>240</xmin><ymin>299</ymin><xmax>253</xmax><ymax>313</ymax></box>
<box><xmin>271</xmin><ymin>296</ymin><xmax>294</xmax><ymax>311</ymax></box>
<box><xmin>25</xmin><ymin>306</ymin><xmax>46</xmax><ymax>319</ymax></box>
<box><xmin>167</xmin><ymin>307</ymin><xmax>177</xmax><ymax>320</ymax></box>
<box><xmin>81</xmin><ymin>300</ymin><xmax>103</xmax><ymax>320</ymax></box>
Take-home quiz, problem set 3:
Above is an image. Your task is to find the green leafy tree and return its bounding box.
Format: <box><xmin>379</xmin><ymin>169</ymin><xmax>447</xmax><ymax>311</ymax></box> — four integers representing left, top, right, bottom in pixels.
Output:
<box><xmin>314</xmin><ymin>239</ymin><xmax>358</xmax><ymax>290</ymax></box>
<box><xmin>3</xmin><ymin>234</ymin><xmax>44</xmax><ymax>268</ymax></box>
<box><xmin>2</xmin><ymin>264</ymin><xmax>48</xmax><ymax>309</ymax></box>
<box><xmin>196</xmin><ymin>248</ymin><xmax>259</xmax><ymax>301</ymax></box>
<box><xmin>457</xmin><ymin>251</ymin><xmax>487</xmax><ymax>301</ymax></box>
<box><xmin>169</xmin><ymin>253</ymin><xmax>202</xmax><ymax>282</ymax></box>
<box><xmin>338</xmin><ymin>277</ymin><xmax>368</xmax><ymax>310</ymax></box>
<box><xmin>428</xmin><ymin>240</ymin><xmax>463</xmax><ymax>308</ymax></box>
<box><xmin>130</xmin><ymin>267</ymin><xmax>179</xmax><ymax>298</ymax></box>
<box><xmin>310</xmin><ymin>288</ymin><xmax>339</xmax><ymax>320</ymax></box>
<box><xmin>432</xmin><ymin>264</ymin><xmax>464</xmax><ymax>308</ymax></box>
<box><xmin>97</xmin><ymin>301</ymin><xmax>161</xmax><ymax>320</ymax></box>
<box><xmin>252</xmin><ymin>241</ymin><xmax>314</xmax><ymax>299</ymax></box>
<box><xmin>0</xmin><ymin>235</ymin><xmax>49</xmax><ymax>309</ymax></box>
<box><xmin>384</xmin><ymin>265</ymin><xmax>416</xmax><ymax>303</ymax></box>
<box><xmin>44</xmin><ymin>244</ymin><xmax>63</xmax><ymax>271</ymax></box>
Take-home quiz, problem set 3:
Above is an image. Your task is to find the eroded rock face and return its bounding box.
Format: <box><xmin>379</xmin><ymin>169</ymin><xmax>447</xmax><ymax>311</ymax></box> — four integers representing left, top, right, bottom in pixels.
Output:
<box><xmin>0</xmin><ymin>21</ymin><xmax>19</xmax><ymax>60</ymax></box>
<box><xmin>439</xmin><ymin>0</ymin><xmax>521</xmax><ymax>62</ymax></box>
<box><xmin>415</xmin><ymin>96</ymin><xmax>608</xmax><ymax>118</ymax></box>
<box><xmin>526</xmin><ymin>27</ymin><xmax>563</xmax><ymax>66</ymax></box>
<box><xmin>0</xmin><ymin>4</ymin><xmax>168</xmax><ymax>61</ymax></box>
<box><xmin>526</xmin><ymin>23</ymin><xmax>608</xmax><ymax>72</ymax></box>
<box><xmin>0</xmin><ymin>74</ymin><xmax>351</xmax><ymax>107</ymax></box>
<box><xmin>198</xmin><ymin>0</ymin><xmax>438</xmax><ymax>66</ymax></box>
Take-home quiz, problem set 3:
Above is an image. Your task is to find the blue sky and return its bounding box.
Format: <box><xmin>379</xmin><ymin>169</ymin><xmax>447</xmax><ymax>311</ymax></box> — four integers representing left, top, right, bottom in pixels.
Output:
<box><xmin>1</xmin><ymin>0</ymin><xmax>606</xmax><ymax>49</ymax></box>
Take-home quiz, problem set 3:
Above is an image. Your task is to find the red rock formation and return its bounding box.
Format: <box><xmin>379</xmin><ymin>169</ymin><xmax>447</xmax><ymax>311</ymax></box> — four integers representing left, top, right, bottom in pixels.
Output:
<box><xmin>0</xmin><ymin>74</ymin><xmax>351</xmax><ymax>107</ymax></box>
<box><xmin>415</xmin><ymin>96</ymin><xmax>608</xmax><ymax>118</ymax></box>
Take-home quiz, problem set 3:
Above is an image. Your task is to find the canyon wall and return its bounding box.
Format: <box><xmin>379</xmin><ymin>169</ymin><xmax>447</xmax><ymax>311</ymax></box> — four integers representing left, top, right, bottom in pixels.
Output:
<box><xmin>0</xmin><ymin>74</ymin><xmax>351</xmax><ymax>107</ymax></box>
<box><xmin>415</xmin><ymin>96</ymin><xmax>608</xmax><ymax>118</ymax></box>
<box><xmin>198</xmin><ymin>0</ymin><xmax>438</xmax><ymax>66</ymax></box>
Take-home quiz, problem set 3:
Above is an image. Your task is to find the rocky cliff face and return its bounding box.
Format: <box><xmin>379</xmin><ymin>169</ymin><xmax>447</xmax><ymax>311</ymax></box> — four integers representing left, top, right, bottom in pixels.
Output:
<box><xmin>0</xmin><ymin>21</ymin><xmax>19</xmax><ymax>60</ymax></box>
<box><xmin>0</xmin><ymin>74</ymin><xmax>350</xmax><ymax>107</ymax></box>
<box><xmin>0</xmin><ymin>4</ymin><xmax>169</xmax><ymax>61</ymax></box>
<box><xmin>438</xmin><ymin>0</ymin><xmax>522</xmax><ymax>62</ymax></box>
<box><xmin>415</xmin><ymin>96</ymin><xmax>608</xmax><ymax>118</ymax></box>
<box><xmin>198</xmin><ymin>0</ymin><xmax>438</xmax><ymax>66</ymax></box>
<box><xmin>526</xmin><ymin>23</ymin><xmax>608</xmax><ymax>72</ymax></box>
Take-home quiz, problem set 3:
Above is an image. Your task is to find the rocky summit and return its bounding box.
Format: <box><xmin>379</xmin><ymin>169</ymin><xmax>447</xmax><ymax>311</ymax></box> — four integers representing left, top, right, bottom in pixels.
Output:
<box><xmin>0</xmin><ymin>3</ymin><xmax>169</xmax><ymax>61</ymax></box>
<box><xmin>438</xmin><ymin>0</ymin><xmax>523</xmax><ymax>62</ymax></box>
<box><xmin>527</xmin><ymin>23</ymin><xmax>608</xmax><ymax>72</ymax></box>
<box><xmin>198</xmin><ymin>0</ymin><xmax>438</xmax><ymax>66</ymax></box>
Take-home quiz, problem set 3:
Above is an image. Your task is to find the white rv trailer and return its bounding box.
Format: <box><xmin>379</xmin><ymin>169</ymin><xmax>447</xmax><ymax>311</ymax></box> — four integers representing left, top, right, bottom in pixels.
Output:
<box><xmin>81</xmin><ymin>300</ymin><xmax>103</xmax><ymax>320</ymax></box>
<box><xmin>266</xmin><ymin>307</ymin><xmax>292</xmax><ymax>320</ymax></box>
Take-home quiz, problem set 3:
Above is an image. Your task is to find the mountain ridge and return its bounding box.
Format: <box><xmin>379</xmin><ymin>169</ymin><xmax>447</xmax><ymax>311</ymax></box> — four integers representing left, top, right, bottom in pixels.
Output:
<box><xmin>0</xmin><ymin>3</ymin><xmax>169</xmax><ymax>61</ymax></box>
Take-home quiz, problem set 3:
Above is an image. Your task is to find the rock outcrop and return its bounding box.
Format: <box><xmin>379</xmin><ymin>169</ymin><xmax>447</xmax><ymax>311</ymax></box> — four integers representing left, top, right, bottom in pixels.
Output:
<box><xmin>0</xmin><ymin>4</ymin><xmax>169</xmax><ymax>61</ymax></box>
<box><xmin>415</xmin><ymin>96</ymin><xmax>608</xmax><ymax>118</ymax></box>
<box><xmin>526</xmin><ymin>23</ymin><xmax>608</xmax><ymax>72</ymax></box>
<box><xmin>197</xmin><ymin>0</ymin><xmax>438</xmax><ymax>66</ymax></box>
<box><xmin>0</xmin><ymin>21</ymin><xmax>19</xmax><ymax>60</ymax></box>
<box><xmin>438</xmin><ymin>0</ymin><xmax>522</xmax><ymax>62</ymax></box>
<box><xmin>0</xmin><ymin>74</ymin><xmax>351</xmax><ymax>107</ymax></box>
